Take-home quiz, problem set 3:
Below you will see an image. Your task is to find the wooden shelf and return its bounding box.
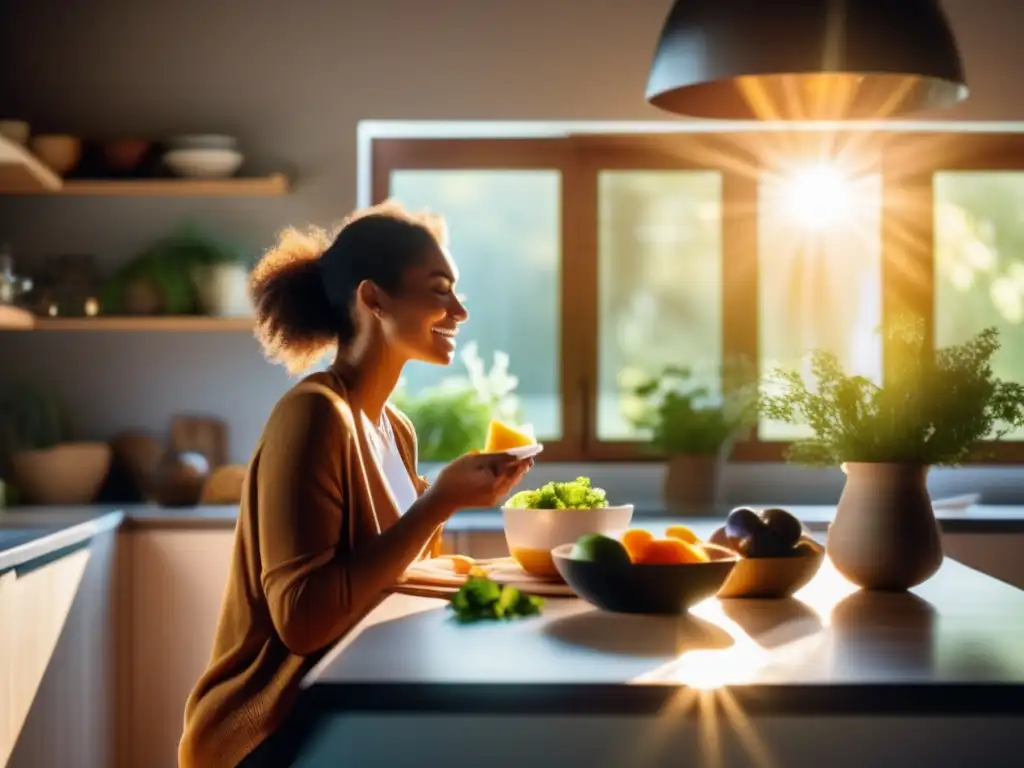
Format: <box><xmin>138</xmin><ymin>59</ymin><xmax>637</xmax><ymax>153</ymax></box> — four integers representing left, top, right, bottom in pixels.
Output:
<box><xmin>0</xmin><ymin>135</ymin><xmax>291</xmax><ymax>196</ymax></box>
<box><xmin>0</xmin><ymin>315</ymin><xmax>255</xmax><ymax>332</ymax></box>
<box><xmin>56</xmin><ymin>174</ymin><xmax>290</xmax><ymax>197</ymax></box>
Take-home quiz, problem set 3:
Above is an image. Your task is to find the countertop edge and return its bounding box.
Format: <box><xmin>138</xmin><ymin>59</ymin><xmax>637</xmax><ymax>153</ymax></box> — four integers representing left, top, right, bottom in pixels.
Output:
<box><xmin>297</xmin><ymin>681</ymin><xmax>1024</xmax><ymax>716</ymax></box>
<box><xmin>0</xmin><ymin>510</ymin><xmax>124</xmax><ymax>573</ymax></box>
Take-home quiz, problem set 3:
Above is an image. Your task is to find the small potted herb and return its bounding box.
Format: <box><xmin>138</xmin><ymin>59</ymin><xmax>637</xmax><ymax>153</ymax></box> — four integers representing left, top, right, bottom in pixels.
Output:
<box><xmin>100</xmin><ymin>223</ymin><xmax>253</xmax><ymax>316</ymax></box>
<box><xmin>623</xmin><ymin>360</ymin><xmax>758</xmax><ymax>513</ymax></box>
<box><xmin>760</xmin><ymin>320</ymin><xmax>1024</xmax><ymax>591</ymax></box>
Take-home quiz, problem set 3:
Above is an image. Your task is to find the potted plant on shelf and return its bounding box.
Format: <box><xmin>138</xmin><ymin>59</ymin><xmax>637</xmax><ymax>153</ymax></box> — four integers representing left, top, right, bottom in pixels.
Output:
<box><xmin>623</xmin><ymin>360</ymin><xmax>758</xmax><ymax>514</ymax></box>
<box><xmin>391</xmin><ymin>341</ymin><xmax>523</xmax><ymax>465</ymax></box>
<box><xmin>760</xmin><ymin>320</ymin><xmax>1024</xmax><ymax>591</ymax></box>
<box><xmin>0</xmin><ymin>382</ymin><xmax>112</xmax><ymax>505</ymax></box>
<box><xmin>99</xmin><ymin>222</ymin><xmax>254</xmax><ymax>317</ymax></box>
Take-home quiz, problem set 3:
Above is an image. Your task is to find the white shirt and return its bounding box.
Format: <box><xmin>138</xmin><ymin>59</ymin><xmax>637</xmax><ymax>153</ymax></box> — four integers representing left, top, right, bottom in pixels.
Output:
<box><xmin>362</xmin><ymin>412</ymin><xmax>418</xmax><ymax>516</ymax></box>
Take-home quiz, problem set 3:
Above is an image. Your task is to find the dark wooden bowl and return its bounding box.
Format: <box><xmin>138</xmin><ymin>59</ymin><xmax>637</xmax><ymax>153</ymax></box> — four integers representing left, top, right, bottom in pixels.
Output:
<box><xmin>551</xmin><ymin>543</ymin><xmax>738</xmax><ymax>615</ymax></box>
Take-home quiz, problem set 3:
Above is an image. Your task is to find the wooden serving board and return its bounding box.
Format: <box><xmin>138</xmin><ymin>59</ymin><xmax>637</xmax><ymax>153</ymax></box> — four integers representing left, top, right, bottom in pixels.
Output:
<box><xmin>393</xmin><ymin>556</ymin><xmax>577</xmax><ymax>598</ymax></box>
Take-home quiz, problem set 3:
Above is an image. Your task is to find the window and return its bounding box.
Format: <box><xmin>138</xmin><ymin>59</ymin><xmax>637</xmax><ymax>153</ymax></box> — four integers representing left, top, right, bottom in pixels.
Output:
<box><xmin>372</xmin><ymin>130</ymin><xmax>1024</xmax><ymax>463</ymax></box>
<box><xmin>389</xmin><ymin>169</ymin><xmax>563</xmax><ymax>440</ymax></box>
<box><xmin>935</xmin><ymin>170</ymin><xmax>1024</xmax><ymax>440</ymax></box>
<box><xmin>597</xmin><ymin>170</ymin><xmax>723</xmax><ymax>440</ymax></box>
<box><xmin>757</xmin><ymin>166</ymin><xmax>884</xmax><ymax>440</ymax></box>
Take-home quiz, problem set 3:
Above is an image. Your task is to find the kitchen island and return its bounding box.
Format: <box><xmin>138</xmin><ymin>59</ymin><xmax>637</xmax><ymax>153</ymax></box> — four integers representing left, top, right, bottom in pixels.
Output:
<box><xmin>4</xmin><ymin>506</ymin><xmax>1024</xmax><ymax>766</ymax></box>
<box><xmin>294</xmin><ymin>554</ymin><xmax>1024</xmax><ymax>767</ymax></box>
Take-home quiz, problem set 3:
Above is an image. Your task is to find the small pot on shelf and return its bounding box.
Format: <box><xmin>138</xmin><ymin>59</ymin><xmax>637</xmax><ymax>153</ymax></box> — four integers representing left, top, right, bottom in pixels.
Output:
<box><xmin>191</xmin><ymin>262</ymin><xmax>253</xmax><ymax>317</ymax></box>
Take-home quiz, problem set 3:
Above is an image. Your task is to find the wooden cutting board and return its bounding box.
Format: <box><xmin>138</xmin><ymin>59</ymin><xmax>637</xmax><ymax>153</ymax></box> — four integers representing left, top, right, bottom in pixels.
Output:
<box><xmin>170</xmin><ymin>415</ymin><xmax>227</xmax><ymax>468</ymax></box>
<box><xmin>396</xmin><ymin>557</ymin><xmax>577</xmax><ymax>597</ymax></box>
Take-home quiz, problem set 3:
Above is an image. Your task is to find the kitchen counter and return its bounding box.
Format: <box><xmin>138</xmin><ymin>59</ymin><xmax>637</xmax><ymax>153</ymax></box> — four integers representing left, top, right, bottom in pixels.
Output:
<box><xmin>291</xmin><ymin>557</ymin><xmax>1024</xmax><ymax>767</ymax></box>
<box><xmin>300</xmin><ymin>555</ymin><xmax>1024</xmax><ymax>716</ymax></box>
<box><xmin>0</xmin><ymin>509</ymin><xmax>123</xmax><ymax>573</ymax></box>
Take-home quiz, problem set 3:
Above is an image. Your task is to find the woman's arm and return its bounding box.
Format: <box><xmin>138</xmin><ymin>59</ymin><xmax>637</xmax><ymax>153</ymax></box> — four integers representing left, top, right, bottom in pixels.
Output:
<box><xmin>256</xmin><ymin>389</ymin><xmax>456</xmax><ymax>656</ymax></box>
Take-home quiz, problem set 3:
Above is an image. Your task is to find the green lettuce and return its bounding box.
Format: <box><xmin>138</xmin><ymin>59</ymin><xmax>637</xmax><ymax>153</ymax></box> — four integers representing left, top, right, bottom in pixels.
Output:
<box><xmin>505</xmin><ymin>476</ymin><xmax>609</xmax><ymax>510</ymax></box>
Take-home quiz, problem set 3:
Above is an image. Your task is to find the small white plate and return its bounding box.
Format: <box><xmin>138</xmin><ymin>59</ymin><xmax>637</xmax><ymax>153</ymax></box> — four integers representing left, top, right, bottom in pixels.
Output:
<box><xmin>496</xmin><ymin>443</ymin><xmax>544</xmax><ymax>460</ymax></box>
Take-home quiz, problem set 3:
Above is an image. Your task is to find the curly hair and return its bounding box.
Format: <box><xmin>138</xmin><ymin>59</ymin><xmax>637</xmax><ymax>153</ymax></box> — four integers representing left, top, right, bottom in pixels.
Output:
<box><xmin>250</xmin><ymin>200</ymin><xmax>448</xmax><ymax>375</ymax></box>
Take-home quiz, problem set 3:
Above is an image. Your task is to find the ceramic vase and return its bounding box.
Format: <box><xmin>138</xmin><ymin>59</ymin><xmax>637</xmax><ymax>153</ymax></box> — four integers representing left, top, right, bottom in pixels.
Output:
<box><xmin>827</xmin><ymin>462</ymin><xmax>942</xmax><ymax>591</ymax></box>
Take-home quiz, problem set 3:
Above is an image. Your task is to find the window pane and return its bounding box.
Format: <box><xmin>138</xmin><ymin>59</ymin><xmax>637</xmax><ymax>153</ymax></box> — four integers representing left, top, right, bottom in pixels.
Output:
<box><xmin>757</xmin><ymin>168</ymin><xmax>884</xmax><ymax>440</ymax></box>
<box><xmin>388</xmin><ymin>170</ymin><xmax>562</xmax><ymax>441</ymax></box>
<box><xmin>935</xmin><ymin>171</ymin><xmax>1024</xmax><ymax>439</ymax></box>
<box><xmin>597</xmin><ymin>170</ymin><xmax>723</xmax><ymax>440</ymax></box>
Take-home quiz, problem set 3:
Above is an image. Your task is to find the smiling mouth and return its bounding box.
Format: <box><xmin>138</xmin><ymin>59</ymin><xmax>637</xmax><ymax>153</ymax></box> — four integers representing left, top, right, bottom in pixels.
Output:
<box><xmin>431</xmin><ymin>327</ymin><xmax>458</xmax><ymax>339</ymax></box>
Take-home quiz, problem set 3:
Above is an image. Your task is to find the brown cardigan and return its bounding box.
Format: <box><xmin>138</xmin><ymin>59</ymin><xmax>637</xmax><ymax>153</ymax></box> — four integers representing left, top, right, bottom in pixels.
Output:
<box><xmin>178</xmin><ymin>372</ymin><xmax>442</xmax><ymax>768</ymax></box>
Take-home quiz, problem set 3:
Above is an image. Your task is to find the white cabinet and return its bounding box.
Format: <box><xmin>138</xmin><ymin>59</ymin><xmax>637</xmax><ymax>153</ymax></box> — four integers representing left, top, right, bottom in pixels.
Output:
<box><xmin>118</xmin><ymin>528</ymin><xmax>236</xmax><ymax>768</ymax></box>
<box><xmin>0</xmin><ymin>570</ymin><xmax>16</xmax><ymax>764</ymax></box>
<box><xmin>1</xmin><ymin>531</ymin><xmax>118</xmax><ymax>768</ymax></box>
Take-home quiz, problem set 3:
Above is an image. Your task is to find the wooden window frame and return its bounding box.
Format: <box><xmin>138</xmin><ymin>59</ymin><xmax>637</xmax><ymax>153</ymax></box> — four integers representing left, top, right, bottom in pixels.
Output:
<box><xmin>372</xmin><ymin>131</ymin><xmax>1024</xmax><ymax>465</ymax></box>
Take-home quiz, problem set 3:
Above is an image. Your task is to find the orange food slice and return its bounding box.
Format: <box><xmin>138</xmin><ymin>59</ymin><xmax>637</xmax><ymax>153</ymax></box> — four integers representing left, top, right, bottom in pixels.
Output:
<box><xmin>621</xmin><ymin>528</ymin><xmax>654</xmax><ymax>562</ymax></box>
<box><xmin>635</xmin><ymin>538</ymin><xmax>709</xmax><ymax>565</ymax></box>
<box><xmin>665</xmin><ymin>524</ymin><xmax>700</xmax><ymax>546</ymax></box>
<box><xmin>483</xmin><ymin>419</ymin><xmax>535</xmax><ymax>453</ymax></box>
<box><xmin>439</xmin><ymin>554</ymin><xmax>477</xmax><ymax>575</ymax></box>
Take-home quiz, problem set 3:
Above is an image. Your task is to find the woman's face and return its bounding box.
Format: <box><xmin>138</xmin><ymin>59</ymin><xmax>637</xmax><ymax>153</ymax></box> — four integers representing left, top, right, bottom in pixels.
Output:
<box><xmin>378</xmin><ymin>244</ymin><xmax>469</xmax><ymax>365</ymax></box>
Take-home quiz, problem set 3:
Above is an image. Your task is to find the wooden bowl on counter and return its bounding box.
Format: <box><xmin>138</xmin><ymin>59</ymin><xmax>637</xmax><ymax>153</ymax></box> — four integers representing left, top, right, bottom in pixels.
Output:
<box><xmin>716</xmin><ymin>536</ymin><xmax>825</xmax><ymax>599</ymax></box>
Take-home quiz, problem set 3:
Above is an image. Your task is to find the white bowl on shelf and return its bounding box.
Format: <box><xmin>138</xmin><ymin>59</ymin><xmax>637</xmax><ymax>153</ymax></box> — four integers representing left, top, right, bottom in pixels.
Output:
<box><xmin>163</xmin><ymin>148</ymin><xmax>244</xmax><ymax>179</ymax></box>
<box><xmin>167</xmin><ymin>134</ymin><xmax>238</xmax><ymax>151</ymax></box>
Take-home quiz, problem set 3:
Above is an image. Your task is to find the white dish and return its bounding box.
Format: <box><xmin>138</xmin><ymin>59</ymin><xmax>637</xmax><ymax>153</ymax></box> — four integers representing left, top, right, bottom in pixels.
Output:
<box><xmin>163</xmin><ymin>148</ymin><xmax>243</xmax><ymax>178</ymax></box>
<box><xmin>499</xmin><ymin>443</ymin><xmax>544</xmax><ymax>460</ymax></box>
<box><xmin>502</xmin><ymin>503</ymin><xmax>634</xmax><ymax>578</ymax></box>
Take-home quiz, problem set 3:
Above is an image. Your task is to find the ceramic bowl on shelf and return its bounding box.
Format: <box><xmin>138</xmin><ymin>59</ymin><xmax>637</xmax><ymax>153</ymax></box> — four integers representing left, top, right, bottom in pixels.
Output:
<box><xmin>715</xmin><ymin>535</ymin><xmax>825</xmax><ymax>599</ymax></box>
<box><xmin>0</xmin><ymin>119</ymin><xmax>30</xmax><ymax>146</ymax></box>
<box><xmin>502</xmin><ymin>504</ymin><xmax>634</xmax><ymax>578</ymax></box>
<box><xmin>163</xmin><ymin>148</ymin><xmax>244</xmax><ymax>179</ymax></box>
<box><xmin>166</xmin><ymin>134</ymin><xmax>239</xmax><ymax>151</ymax></box>
<box><xmin>102</xmin><ymin>139</ymin><xmax>152</xmax><ymax>173</ymax></box>
<box><xmin>29</xmin><ymin>134</ymin><xmax>82</xmax><ymax>175</ymax></box>
<box><xmin>551</xmin><ymin>542</ymin><xmax>737</xmax><ymax>615</ymax></box>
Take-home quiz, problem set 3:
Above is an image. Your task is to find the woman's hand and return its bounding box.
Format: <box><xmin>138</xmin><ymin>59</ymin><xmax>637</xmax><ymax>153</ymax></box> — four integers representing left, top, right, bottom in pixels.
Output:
<box><xmin>426</xmin><ymin>452</ymin><xmax>534</xmax><ymax>512</ymax></box>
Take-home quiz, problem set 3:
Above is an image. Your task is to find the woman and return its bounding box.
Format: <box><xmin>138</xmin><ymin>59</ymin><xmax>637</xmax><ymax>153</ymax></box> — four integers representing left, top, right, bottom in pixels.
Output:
<box><xmin>178</xmin><ymin>201</ymin><xmax>534</xmax><ymax>768</ymax></box>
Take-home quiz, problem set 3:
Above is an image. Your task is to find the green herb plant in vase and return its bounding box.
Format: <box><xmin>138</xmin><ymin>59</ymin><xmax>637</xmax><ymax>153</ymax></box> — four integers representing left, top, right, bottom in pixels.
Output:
<box><xmin>623</xmin><ymin>360</ymin><xmax>758</xmax><ymax>514</ymax></box>
<box><xmin>391</xmin><ymin>342</ymin><xmax>522</xmax><ymax>464</ymax></box>
<box><xmin>760</xmin><ymin>320</ymin><xmax>1024</xmax><ymax>591</ymax></box>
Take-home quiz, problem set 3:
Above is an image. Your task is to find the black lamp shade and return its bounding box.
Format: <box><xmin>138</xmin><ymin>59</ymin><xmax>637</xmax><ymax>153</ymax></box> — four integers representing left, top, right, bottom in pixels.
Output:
<box><xmin>646</xmin><ymin>0</ymin><xmax>968</xmax><ymax>120</ymax></box>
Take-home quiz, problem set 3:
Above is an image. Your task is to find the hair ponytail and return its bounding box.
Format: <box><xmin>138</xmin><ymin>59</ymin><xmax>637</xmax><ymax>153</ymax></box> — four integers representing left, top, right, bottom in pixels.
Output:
<box><xmin>251</xmin><ymin>225</ymin><xmax>341</xmax><ymax>375</ymax></box>
<box><xmin>252</xmin><ymin>201</ymin><xmax>446</xmax><ymax>376</ymax></box>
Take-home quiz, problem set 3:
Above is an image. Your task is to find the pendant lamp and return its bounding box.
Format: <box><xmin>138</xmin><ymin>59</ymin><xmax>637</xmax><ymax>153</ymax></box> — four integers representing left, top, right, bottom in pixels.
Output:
<box><xmin>646</xmin><ymin>0</ymin><xmax>968</xmax><ymax>120</ymax></box>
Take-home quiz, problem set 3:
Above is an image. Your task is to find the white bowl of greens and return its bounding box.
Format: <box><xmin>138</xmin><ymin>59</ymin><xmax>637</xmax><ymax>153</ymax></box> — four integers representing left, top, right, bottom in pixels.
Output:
<box><xmin>501</xmin><ymin>477</ymin><xmax>633</xmax><ymax>579</ymax></box>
